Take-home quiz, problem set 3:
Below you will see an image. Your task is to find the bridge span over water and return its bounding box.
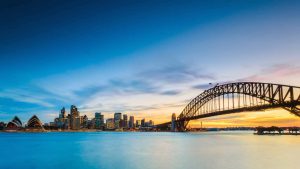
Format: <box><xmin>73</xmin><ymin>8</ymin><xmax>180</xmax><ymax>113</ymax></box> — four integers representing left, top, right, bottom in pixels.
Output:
<box><xmin>156</xmin><ymin>82</ymin><xmax>300</xmax><ymax>131</ymax></box>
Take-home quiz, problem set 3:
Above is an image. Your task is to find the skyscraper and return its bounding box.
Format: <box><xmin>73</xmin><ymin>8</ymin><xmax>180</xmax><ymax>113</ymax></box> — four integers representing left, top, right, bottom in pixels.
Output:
<box><xmin>95</xmin><ymin>112</ymin><xmax>104</xmax><ymax>129</ymax></box>
<box><xmin>141</xmin><ymin>119</ymin><xmax>145</xmax><ymax>127</ymax></box>
<box><xmin>70</xmin><ymin>105</ymin><xmax>80</xmax><ymax>130</ymax></box>
<box><xmin>106</xmin><ymin>118</ymin><xmax>115</xmax><ymax>130</ymax></box>
<box><xmin>123</xmin><ymin>114</ymin><xmax>128</xmax><ymax>128</ymax></box>
<box><xmin>114</xmin><ymin>112</ymin><xmax>122</xmax><ymax>129</ymax></box>
<box><xmin>129</xmin><ymin>116</ymin><xmax>134</xmax><ymax>128</ymax></box>
<box><xmin>60</xmin><ymin>107</ymin><xmax>66</xmax><ymax>118</ymax></box>
<box><xmin>171</xmin><ymin>113</ymin><xmax>176</xmax><ymax>132</ymax></box>
<box><xmin>82</xmin><ymin>115</ymin><xmax>88</xmax><ymax>128</ymax></box>
<box><xmin>57</xmin><ymin>107</ymin><xmax>67</xmax><ymax>129</ymax></box>
<box><xmin>114</xmin><ymin>113</ymin><xmax>122</xmax><ymax>121</ymax></box>
<box><xmin>70</xmin><ymin>105</ymin><xmax>79</xmax><ymax>117</ymax></box>
<box><xmin>149</xmin><ymin>120</ymin><xmax>154</xmax><ymax>126</ymax></box>
<box><xmin>136</xmin><ymin>120</ymin><xmax>141</xmax><ymax>128</ymax></box>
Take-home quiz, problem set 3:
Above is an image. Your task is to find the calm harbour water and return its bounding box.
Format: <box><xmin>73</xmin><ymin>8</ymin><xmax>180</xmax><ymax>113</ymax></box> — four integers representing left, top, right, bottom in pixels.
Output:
<box><xmin>0</xmin><ymin>131</ymin><xmax>299</xmax><ymax>169</ymax></box>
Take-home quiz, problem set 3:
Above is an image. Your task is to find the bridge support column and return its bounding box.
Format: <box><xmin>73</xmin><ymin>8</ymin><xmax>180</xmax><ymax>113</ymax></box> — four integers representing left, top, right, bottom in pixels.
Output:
<box><xmin>176</xmin><ymin>120</ymin><xmax>188</xmax><ymax>132</ymax></box>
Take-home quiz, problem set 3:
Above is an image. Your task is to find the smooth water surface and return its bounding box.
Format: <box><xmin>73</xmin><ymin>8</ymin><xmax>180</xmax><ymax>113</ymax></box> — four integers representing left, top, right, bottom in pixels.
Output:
<box><xmin>0</xmin><ymin>131</ymin><xmax>299</xmax><ymax>169</ymax></box>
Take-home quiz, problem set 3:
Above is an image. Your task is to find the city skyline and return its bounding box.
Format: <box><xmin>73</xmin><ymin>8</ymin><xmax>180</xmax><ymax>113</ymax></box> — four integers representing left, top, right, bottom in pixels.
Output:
<box><xmin>1</xmin><ymin>0</ymin><xmax>300</xmax><ymax>127</ymax></box>
<box><xmin>1</xmin><ymin>104</ymin><xmax>156</xmax><ymax>132</ymax></box>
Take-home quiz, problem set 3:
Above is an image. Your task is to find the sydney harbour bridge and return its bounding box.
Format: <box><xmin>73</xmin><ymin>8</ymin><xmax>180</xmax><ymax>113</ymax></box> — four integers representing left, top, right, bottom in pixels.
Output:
<box><xmin>156</xmin><ymin>82</ymin><xmax>300</xmax><ymax>131</ymax></box>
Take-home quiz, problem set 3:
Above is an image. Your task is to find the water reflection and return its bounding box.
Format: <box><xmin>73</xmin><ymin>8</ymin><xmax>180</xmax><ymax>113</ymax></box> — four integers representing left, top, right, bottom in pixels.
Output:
<box><xmin>0</xmin><ymin>132</ymin><xmax>299</xmax><ymax>169</ymax></box>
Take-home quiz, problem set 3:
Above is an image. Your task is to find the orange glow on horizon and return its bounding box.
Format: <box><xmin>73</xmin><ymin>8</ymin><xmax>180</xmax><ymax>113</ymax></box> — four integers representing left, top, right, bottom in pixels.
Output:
<box><xmin>115</xmin><ymin>108</ymin><xmax>300</xmax><ymax>128</ymax></box>
<box><xmin>82</xmin><ymin>106</ymin><xmax>300</xmax><ymax>128</ymax></box>
<box><xmin>188</xmin><ymin>109</ymin><xmax>300</xmax><ymax>128</ymax></box>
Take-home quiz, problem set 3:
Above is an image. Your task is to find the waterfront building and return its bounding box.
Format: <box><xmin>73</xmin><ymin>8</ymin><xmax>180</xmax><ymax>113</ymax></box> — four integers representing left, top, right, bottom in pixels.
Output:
<box><xmin>123</xmin><ymin>114</ymin><xmax>128</xmax><ymax>128</ymax></box>
<box><xmin>49</xmin><ymin>122</ymin><xmax>55</xmax><ymax>127</ymax></box>
<box><xmin>6</xmin><ymin>116</ymin><xmax>22</xmax><ymax>130</ymax></box>
<box><xmin>60</xmin><ymin>107</ymin><xmax>66</xmax><ymax>118</ymax></box>
<box><xmin>171</xmin><ymin>113</ymin><xmax>176</xmax><ymax>132</ymax></box>
<box><xmin>55</xmin><ymin>107</ymin><xmax>69</xmax><ymax>129</ymax></box>
<box><xmin>129</xmin><ymin>116</ymin><xmax>134</xmax><ymax>128</ymax></box>
<box><xmin>82</xmin><ymin>115</ymin><xmax>89</xmax><ymax>128</ymax></box>
<box><xmin>54</xmin><ymin>117</ymin><xmax>59</xmax><ymax>126</ymax></box>
<box><xmin>149</xmin><ymin>120</ymin><xmax>154</xmax><ymax>126</ymax></box>
<box><xmin>114</xmin><ymin>112</ymin><xmax>122</xmax><ymax>120</ymax></box>
<box><xmin>0</xmin><ymin>122</ymin><xmax>6</xmax><ymax>130</ymax></box>
<box><xmin>141</xmin><ymin>119</ymin><xmax>145</xmax><ymax>127</ymax></box>
<box><xmin>66</xmin><ymin>114</ymin><xmax>71</xmax><ymax>129</ymax></box>
<box><xmin>70</xmin><ymin>105</ymin><xmax>79</xmax><ymax>117</ymax></box>
<box><xmin>143</xmin><ymin>120</ymin><xmax>154</xmax><ymax>127</ymax></box>
<box><xmin>114</xmin><ymin>112</ymin><xmax>122</xmax><ymax>129</ymax></box>
<box><xmin>70</xmin><ymin>105</ymin><xmax>80</xmax><ymax>130</ymax></box>
<box><xmin>27</xmin><ymin>115</ymin><xmax>44</xmax><ymax>130</ymax></box>
<box><xmin>95</xmin><ymin>112</ymin><xmax>104</xmax><ymax>129</ymax></box>
<box><xmin>73</xmin><ymin>117</ymin><xmax>81</xmax><ymax>130</ymax></box>
<box><xmin>136</xmin><ymin>120</ymin><xmax>141</xmax><ymax>128</ymax></box>
<box><xmin>106</xmin><ymin>118</ymin><xmax>115</xmax><ymax>130</ymax></box>
<box><xmin>56</xmin><ymin>118</ymin><xmax>66</xmax><ymax>129</ymax></box>
<box><xmin>88</xmin><ymin>119</ymin><xmax>95</xmax><ymax>129</ymax></box>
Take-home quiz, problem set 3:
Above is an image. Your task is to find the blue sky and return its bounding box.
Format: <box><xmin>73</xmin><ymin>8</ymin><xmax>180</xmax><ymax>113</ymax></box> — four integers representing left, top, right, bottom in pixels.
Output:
<box><xmin>1</xmin><ymin>0</ymin><xmax>300</xmax><ymax>123</ymax></box>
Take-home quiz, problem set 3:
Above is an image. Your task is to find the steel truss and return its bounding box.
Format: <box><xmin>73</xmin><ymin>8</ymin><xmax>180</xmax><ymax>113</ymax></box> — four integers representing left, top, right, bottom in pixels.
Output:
<box><xmin>175</xmin><ymin>82</ymin><xmax>300</xmax><ymax>131</ymax></box>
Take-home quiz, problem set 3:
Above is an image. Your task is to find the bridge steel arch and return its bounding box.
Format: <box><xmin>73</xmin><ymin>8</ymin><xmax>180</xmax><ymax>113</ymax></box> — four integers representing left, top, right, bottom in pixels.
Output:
<box><xmin>176</xmin><ymin>82</ymin><xmax>300</xmax><ymax>131</ymax></box>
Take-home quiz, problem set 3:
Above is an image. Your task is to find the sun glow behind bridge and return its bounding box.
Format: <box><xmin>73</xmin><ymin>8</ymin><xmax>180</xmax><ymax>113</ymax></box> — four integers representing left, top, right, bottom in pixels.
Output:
<box><xmin>155</xmin><ymin>82</ymin><xmax>300</xmax><ymax>130</ymax></box>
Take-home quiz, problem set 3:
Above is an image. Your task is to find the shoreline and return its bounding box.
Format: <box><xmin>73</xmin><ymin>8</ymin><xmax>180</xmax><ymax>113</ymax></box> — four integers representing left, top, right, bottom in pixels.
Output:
<box><xmin>1</xmin><ymin>130</ymin><xmax>300</xmax><ymax>135</ymax></box>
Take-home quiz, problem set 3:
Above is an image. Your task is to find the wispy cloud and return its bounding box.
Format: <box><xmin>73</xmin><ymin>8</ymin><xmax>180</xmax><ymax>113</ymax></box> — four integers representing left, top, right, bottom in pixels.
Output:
<box><xmin>160</xmin><ymin>90</ymin><xmax>181</xmax><ymax>96</ymax></box>
<box><xmin>0</xmin><ymin>88</ymin><xmax>54</xmax><ymax>107</ymax></box>
<box><xmin>72</xmin><ymin>64</ymin><xmax>215</xmax><ymax>114</ymax></box>
<box><xmin>238</xmin><ymin>64</ymin><xmax>300</xmax><ymax>82</ymax></box>
<box><xmin>139</xmin><ymin>64</ymin><xmax>215</xmax><ymax>84</ymax></box>
<box><xmin>192</xmin><ymin>83</ymin><xmax>212</xmax><ymax>90</ymax></box>
<box><xmin>28</xmin><ymin>62</ymin><xmax>214</xmax><ymax>116</ymax></box>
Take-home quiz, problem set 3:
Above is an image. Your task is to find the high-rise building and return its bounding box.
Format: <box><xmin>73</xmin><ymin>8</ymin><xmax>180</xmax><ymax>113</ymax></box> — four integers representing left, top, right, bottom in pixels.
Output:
<box><xmin>123</xmin><ymin>114</ymin><xmax>128</xmax><ymax>128</ymax></box>
<box><xmin>73</xmin><ymin>117</ymin><xmax>81</xmax><ymax>130</ymax></box>
<box><xmin>66</xmin><ymin>114</ymin><xmax>71</xmax><ymax>129</ymax></box>
<box><xmin>95</xmin><ymin>112</ymin><xmax>104</xmax><ymax>129</ymax></box>
<box><xmin>60</xmin><ymin>107</ymin><xmax>66</xmax><ymax>118</ymax></box>
<box><xmin>82</xmin><ymin>115</ymin><xmax>88</xmax><ymax>128</ymax></box>
<box><xmin>114</xmin><ymin>113</ymin><xmax>122</xmax><ymax>121</ymax></box>
<box><xmin>63</xmin><ymin>118</ymin><xmax>69</xmax><ymax>129</ymax></box>
<box><xmin>136</xmin><ymin>120</ymin><xmax>141</xmax><ymax>128</ymax></box>
<box><xmin>106</xmin><ymin>118</ymin><xmax>115</xmax><ymax>130</ymax></box>
<box><xmin>56</xmin><ymin>107</ymin><xmax>68</xmax><ymax>129</ymax></box>
<box><xmin>141</xmin><ymin>119</ymin><xmax>145</xmax><ymax>127</ymax></box>
<box><xmin>171</xmin><ymin>113</ymin><xmax>176</xmax><ymax>132</ymax></box>
<box><xmin>70</xmin><ymin>105</ymin><xmax>79</xmax><ymax>117</ymax></box>
<box><xmin>129</xmin><ymin>116</ymin><xmax>134</xmax><ymax>128</ymax></box>
<box><xmin>149</xmin><ymin>120</ymin><xmax>154</xmax><ymax>126</ymax></box>
<box><xmin>60</xmin><ymin>107</ymin><xmax>67</xmax><ymax>118</ymax></box>
<box><xmin>70</xmin><ymin>105</ymin><xmax>80</xmax><ymax>130</ymax></box>
<box><xmin>54</xmin><ymin>118</ymin><xmax>59</xmax><ymax>126</ymax></box>
<box><xmin>88</xmin><ymin>118</ymin><xmax>95</xmax><ymax>129</ymax></box>
<box><xmin>114</xmin><ymin>112</ymin><xmax>122</xmax><ymax>129</ymax></box>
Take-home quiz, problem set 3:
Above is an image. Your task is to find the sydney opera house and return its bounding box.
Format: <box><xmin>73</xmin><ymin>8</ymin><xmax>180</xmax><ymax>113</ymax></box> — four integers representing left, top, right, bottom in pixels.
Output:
<box><xmin>26</xmin><ymin>115</ymin><xmax>44</xmax><ymax>131</ymax></box>
<box><xmin>4</xmin><ymin>115</ymin><xmax>44</xmax><ymax>132</ymax></box>
<box><xmin>6</xmin><ymin>116</ymin><xmax>22</xmax><ymax>130</ymax></box>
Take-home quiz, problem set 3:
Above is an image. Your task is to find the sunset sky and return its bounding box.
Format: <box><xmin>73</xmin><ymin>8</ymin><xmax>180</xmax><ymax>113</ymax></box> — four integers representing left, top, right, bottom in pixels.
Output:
<box><xmin>1</xmin><ymin>0</ymin><xmax>300</xmax><ymax>127</ymax></box>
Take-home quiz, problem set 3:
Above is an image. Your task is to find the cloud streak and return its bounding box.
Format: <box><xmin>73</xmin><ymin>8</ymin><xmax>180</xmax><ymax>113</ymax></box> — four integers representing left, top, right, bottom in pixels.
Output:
<box><xmin>238</xmin><ymin>64</ymin><xmax>300</xmax><ymax>82</ymax></box>
<box><xmin>0</xmin><ymin>88</ymin><xmax>54</xmax><ymax>107</ymax></box>
<box><xmin>139</xmin><ymin>64</ymin><xmax>215</xmax><ymax>84</ymax></box>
